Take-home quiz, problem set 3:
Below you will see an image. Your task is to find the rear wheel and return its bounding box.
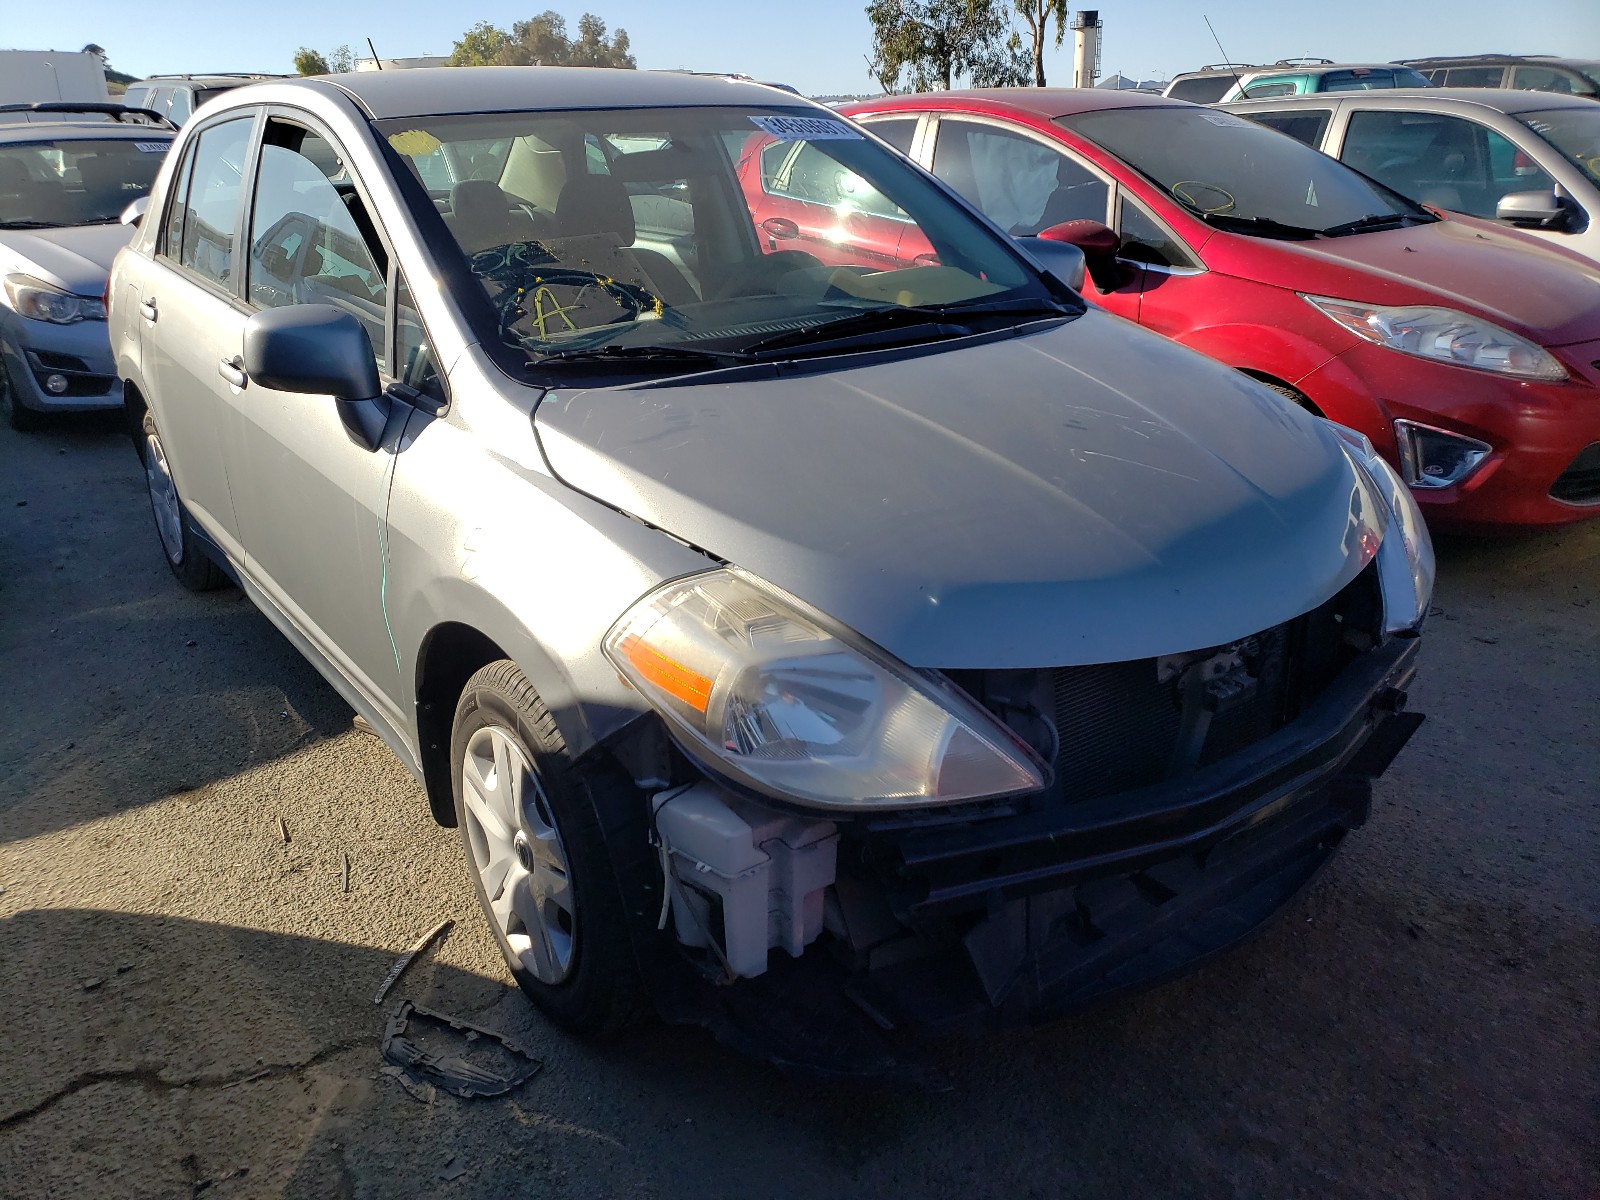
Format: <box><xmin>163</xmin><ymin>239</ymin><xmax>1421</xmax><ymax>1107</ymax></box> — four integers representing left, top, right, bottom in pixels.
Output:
<box><xmin>451</xmin><ymin>660</ymin><xmax>645</xmax><ymax>1035</ymax></box>
<box><xmin>140</xmin><ymin>410</ymin><xmax>226</xmax><ymax>591</ymax></box>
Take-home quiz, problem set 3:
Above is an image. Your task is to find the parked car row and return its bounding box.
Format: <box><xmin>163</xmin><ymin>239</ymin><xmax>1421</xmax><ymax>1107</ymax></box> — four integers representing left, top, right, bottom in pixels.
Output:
<box><xmin>0</xmin><ymin>64</ymin><xmax>1592</xmax><ymax>1074</ymax></box>
<box><xmin>1163</xmin><ymin>53</ymin><xmax>1600</xmax><ymax>105</ymax></box>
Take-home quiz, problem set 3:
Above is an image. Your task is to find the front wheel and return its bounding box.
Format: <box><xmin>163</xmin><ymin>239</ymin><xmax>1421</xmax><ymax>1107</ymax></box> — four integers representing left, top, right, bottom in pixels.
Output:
<box><xmin>140</xmin><ymin>410</ymin><xmax>225</xmax><ymax>591</ymax></box>
<box><xmin>0</xmin><ymin>356</ymin><xmax>45</xmax><ymax>432</ymax></box>
<box><xmin>451</xmin><ymin>660</ymin><xmax>645</xmax><ymax>1035</ymax></box>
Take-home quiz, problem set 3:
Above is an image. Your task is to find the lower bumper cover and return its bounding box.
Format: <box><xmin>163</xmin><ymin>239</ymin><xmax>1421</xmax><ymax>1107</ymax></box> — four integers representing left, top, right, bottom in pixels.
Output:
<box><xmin>641</xmin><ymin>636</ymin><xmax>1423</xmax><ymax>1080</ymax></box>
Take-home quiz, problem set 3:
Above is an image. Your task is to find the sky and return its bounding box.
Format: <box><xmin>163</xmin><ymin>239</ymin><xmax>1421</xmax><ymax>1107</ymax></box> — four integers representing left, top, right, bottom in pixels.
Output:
<box><xmin>9</xmin><ymin>0</ymin><xmax>1598</xmax><ymax>97</ymax></box>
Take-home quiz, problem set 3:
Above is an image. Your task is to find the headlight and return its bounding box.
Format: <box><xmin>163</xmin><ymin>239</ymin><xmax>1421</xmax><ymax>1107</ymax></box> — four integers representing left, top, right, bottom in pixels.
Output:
<box><xmin>1</xmin><ymin>274</ymin><xmax>107</xmax><ymax>324</ymax></box>
<box><xmin>1332</xmin><ymin>425</ymin><xmax>1435</xmax><ymax>633</ymax></box>
<box><xmin>604</xmin><ymin>568</ymin><xmax>1048</xmax><ymax>810</ymax></box>
<box><xmin>1303</xmin><ymin>294</ymin><xmax>1566</xmax><ymax>381</ymax></box>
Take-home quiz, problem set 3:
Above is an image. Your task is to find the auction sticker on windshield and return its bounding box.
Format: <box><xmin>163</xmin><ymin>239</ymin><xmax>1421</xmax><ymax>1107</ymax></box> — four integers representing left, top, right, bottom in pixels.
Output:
<box><xmin>750</xmin><ymin>115</ymin><xmax>862</xmax><ymax>141</ymax></box>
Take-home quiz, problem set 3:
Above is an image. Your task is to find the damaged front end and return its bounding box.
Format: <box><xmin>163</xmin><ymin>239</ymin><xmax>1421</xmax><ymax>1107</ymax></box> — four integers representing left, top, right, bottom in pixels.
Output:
<box><xmin>602</xmin><ymin>561</ymin><xmax>1424</xmax><ymax>1080</ymax></box>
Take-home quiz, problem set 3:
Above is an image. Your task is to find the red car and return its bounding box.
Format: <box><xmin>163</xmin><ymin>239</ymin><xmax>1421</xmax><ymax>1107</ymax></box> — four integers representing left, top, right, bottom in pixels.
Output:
<box><xmin>734</xmin><ymin>126</ymin><xmax>936</xmax><ymax>270</ymax></box>
<box><xmin>840</xmin><ymin>90</ymin><xmax>1600</xmax><ymax>532</ymax></box>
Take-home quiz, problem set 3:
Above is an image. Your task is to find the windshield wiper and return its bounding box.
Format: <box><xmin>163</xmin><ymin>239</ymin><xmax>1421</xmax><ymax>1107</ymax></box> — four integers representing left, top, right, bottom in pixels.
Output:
<box><xmin>0</xmin><ymin>220</ymin><xmax>60</xmax><ymax>230</ymax></box>
<box><xmin>740</xmin><ymin>298</ymin><xmax>1067</xmax><ymax>359</ymax></box>
<box><xmin>1319</xmin><ymin>211</ymin><xmax>1433</xmax><ymax>237</ymax></box>
<box><xmin>534</xmin><ymin>344</ymin><xmax>753</xmax><ymax>371</ymax></box>
<box><xmin>1194</xmin><ymin>211</ymin><xmax>1322</xmax><ymax>239</ymax></box>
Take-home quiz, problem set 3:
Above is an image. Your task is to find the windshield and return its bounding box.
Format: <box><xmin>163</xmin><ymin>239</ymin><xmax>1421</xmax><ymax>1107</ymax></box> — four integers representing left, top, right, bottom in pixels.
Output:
<box><xmin>1518</xmin><ymin>108</ymin><xmax>1600</xmax><ymax>184</ymax></box>
<box><xmin>377</xmin><ymin>105</ymin><xmax>1064</xmax><ymax>375</ymax></box>
<box><xmin>0</xmin><ymin>136</ymin><xmax>170</xmax><ymax>228</ymax></box>
<box><xmin>1059</xmin><ymin>106</ymin><xmax>1423</xmax><ymax>235</ymax></box>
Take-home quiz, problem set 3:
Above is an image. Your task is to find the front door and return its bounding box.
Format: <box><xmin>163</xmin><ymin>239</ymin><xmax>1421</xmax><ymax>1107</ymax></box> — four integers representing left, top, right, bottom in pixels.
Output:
<box><xmin>220</xmin><ymin>114</ymin><xmax>407</xmax><ymax>720</ymax></box>
<box><xmin>924</xmin><ymin>116</ymin><xmax>1144</xmax><ymax>323</ymax></box>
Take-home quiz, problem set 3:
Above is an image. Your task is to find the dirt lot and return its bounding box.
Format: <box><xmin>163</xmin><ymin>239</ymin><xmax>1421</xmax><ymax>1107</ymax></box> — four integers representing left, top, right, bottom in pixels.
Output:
<box><xmin>1</xmin><ymin>414</ymin><xmax>1595</xmax><ymax>1200</ymax></box>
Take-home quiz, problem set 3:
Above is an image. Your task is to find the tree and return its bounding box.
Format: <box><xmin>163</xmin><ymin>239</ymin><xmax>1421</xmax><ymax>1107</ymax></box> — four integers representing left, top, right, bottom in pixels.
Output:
<box><xmin>450</xmin><ymin>21</ymin><xmax>517</xmax><ymax>66</ymax></box>
<box><xmin>293</xmin><ymin>44</ymin><xmax>353</xmax><ymax>75</ymax></box>
<box><xmin>865</xmin><ymin>0</ymin><xmax>1015</xmax><ymax>92</ymax></box>
<box><xmin>1013</xmin><ymin>0</ymin><xmax>1067</xmax><ymax>86</ymax></box>
<box><xmin>450</xmin><ymin>12</ymin><xmax>637</xmax><ymax>69</ymax></box>
<box><xmin>294</xmin><ymin>47</ymin><xmax>331</xmax><ymax>76</ymax></box>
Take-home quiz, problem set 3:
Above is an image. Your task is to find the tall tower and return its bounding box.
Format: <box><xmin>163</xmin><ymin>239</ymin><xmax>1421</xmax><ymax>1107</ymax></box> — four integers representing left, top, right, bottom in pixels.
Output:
<box><xmin>1071</xmin><ymin>10</ymin><xmax>1102</xmax><ymax>89</ymax></box>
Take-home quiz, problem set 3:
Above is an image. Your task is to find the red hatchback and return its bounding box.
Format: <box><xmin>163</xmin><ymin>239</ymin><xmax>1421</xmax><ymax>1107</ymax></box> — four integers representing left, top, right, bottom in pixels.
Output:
<box><xmin>841</xmin><ymin>90</ymin><xmax>1600</xmax><ymax>532</ymax></box>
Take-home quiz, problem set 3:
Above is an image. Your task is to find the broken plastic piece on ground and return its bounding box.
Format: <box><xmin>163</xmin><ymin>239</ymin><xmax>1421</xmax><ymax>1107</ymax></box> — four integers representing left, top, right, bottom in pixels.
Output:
<box><xmin>380</xmin><ymin>1001</ymin><xmax>543</xmax><ymax>1100</ymax></box>
<box><xmin>372</xmin><ymin>918</ymin><xmax>453</xmax><ymax>1005</ymax></box>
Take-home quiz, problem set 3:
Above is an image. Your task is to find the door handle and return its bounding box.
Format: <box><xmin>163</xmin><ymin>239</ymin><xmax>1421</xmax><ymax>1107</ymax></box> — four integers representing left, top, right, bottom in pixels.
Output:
<box><xmin>217</xmin><ymin>356</ymin><xmax>247</xmax><ymax>389</ymax></box>
<box><xmin>761</xmin><ymin>217</ymin><xmax>800</xmax><ymax>241</ymax></box>
<box><xmin>138</xmin><ymin>299</ymin><xmax>157</xmax><ymax>322</ymax></box>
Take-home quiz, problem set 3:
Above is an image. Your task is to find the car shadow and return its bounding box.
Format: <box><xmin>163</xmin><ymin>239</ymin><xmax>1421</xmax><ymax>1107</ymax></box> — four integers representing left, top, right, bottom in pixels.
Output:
<box><xmin>1</xmin><ymin>884</ymin><xmax>1590</xmax><ymax>1198</ymax></box>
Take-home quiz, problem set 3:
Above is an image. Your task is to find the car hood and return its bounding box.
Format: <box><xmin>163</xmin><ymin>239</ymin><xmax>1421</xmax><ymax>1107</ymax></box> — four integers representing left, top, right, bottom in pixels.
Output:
<box><xmin>535</xmin><ymin>313</ymin><xmax>1387</xmax><ymax>669</ymax></box>
<box><xmin>1204</xmin><ymin>215</ymin><xmax>1600</xmax><ymax>347</ymax></box>
<box><xmin>0</xmin><ymin>223</ymin><xmax>134</xmax><ymax>296</ymax></box>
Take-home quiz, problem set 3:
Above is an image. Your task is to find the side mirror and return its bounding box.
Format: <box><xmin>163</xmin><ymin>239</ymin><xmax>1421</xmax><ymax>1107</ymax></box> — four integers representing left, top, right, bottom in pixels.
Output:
<box><xmin>1038</xmin><ymin>219</ymin><xmax>1125</xmax><ymax>292</ymax></box>
<box><xmin>1495</xmin><ymin>189</ymin><xmax>1571</xmax><ymax>230</ymax></box>
<box><xmin>1019</xmin><ymin>236</ymin><xmax>1086</xmax><ymax>291</ymax></box>
<box><xmin>120</xmin><ymin>196</ymin><xmax>149</xmax><ymax>226</ymax></box>
<box><xmin>242</xmin><ymin>304</ymin><xmax>389</xmax><ymax>450</ymax></box>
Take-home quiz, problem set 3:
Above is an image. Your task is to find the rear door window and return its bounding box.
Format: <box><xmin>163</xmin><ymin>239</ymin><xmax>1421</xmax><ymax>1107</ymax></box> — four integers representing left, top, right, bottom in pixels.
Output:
<box><xmin>1443</xmin><ymin>66</ymin><xmax>1505</xmax><ymax>87</ymax></box>
<box><xmin>1249</xmin><ymin>109</ymin><xmax>1332</xmax><ymax>147</ymax></box>
<box><xmin>173</xmin><ymin>117</ymin><xmax>252</xmax><ymax>288</ymax></box>
<box><xmin>1241</xmin><ymin>75</ymin><xmax>1301</xmax><ymax>99</ymax></box>
<box><xmin>167</xmin><ymin>88</ymin><xmax>194</xmax><ymax>126</ymax></box>
<box><xmin>931</xmin><ymin>118</ymin><xmax>1108</xmax><ymax>234</ymax></box>
<box><xmin>1512</xmin><ymin>65</ymin><xmax>1579</xmax><ymax>94</ymax></box>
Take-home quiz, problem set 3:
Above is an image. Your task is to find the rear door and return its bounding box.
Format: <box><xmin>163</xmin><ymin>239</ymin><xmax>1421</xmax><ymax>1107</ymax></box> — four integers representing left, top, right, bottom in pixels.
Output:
<box><xmin>138</xmin><ymin>111</ymin><xmax>256</xmax><ymax>558</ymax></box>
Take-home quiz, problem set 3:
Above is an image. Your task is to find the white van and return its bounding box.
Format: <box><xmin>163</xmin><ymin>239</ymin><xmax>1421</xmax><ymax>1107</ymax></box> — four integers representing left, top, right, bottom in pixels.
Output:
<box><xmin>0</xmin><ymin>50</ymin><xmax>110</xmax><ymax>120</ymax></box>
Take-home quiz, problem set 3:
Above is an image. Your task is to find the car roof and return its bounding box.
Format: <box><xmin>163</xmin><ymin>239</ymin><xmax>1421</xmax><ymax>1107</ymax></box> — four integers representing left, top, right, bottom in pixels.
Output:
<box><xmin>1224</xmin><ymin>87</ymin><xmax>1598</xmax><ymax>115</ymax></box>
<box><xmin>850</xmin><ymin>87</ymin><xmax>1188</xmax><ymax>120</ymax></box>
<box><xmin>135</xmin><ymin>73</ymin><xmax>285</xmax><ymax>83</ymax></box>
<box><xmin>1398</xmin><ymin>54</ymin><xmax>1572</xmax><ymax>66</ymax></box>
<box><xmin>302</xmin><ymin>66</ymin><xmax>813</xmax><ymax>120</ymax></box>
<box><xmin>1243</xmin><ymin>62</ymin><xmax>1420</xmax><ymax>77</ymax></box>
<box><xmin>0</xmin><ymin>119</ymin><xmax>172</xmax><ymax>144</ymax></box>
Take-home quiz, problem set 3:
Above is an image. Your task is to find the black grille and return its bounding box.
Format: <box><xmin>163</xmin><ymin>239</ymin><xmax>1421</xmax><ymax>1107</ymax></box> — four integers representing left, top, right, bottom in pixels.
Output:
<box><xmin>1044</xmin><ymin>568</ymin><xmax>1373</xmax><ymax>803</ymax></box>
<box><xmin>1550</xmin><ymin>442</ymin><xmax>1600</xmax><ymax>505</ymax></box>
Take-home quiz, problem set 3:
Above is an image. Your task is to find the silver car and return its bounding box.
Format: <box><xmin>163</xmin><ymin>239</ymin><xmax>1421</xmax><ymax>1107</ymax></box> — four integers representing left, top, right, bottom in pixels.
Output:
<box><xmin>0</xmin><ymin>103</ymin><xmax>173</xmax><ymax>429</ymax></box>
<box><xmin>110</xmin><ymin>68</ymin><xmax>1432</xmax><ymax>1071</ymax></box>
<box><xmin>1226</xmin><ymin>89</ymin><xmax>1600</xmax><ymax>267</ymax></box>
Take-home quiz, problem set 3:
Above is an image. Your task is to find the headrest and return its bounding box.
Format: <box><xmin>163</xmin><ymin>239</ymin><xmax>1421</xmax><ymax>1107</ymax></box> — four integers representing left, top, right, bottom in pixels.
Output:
<box><xmin>450</xmin><ymin>179</ymin><xmax>512</xmax><ymax>225</ymax></box>
<box><xmin>555</xmin><ymin>173</ymin><xmax>635</xmax><ymax>244</ymax></box>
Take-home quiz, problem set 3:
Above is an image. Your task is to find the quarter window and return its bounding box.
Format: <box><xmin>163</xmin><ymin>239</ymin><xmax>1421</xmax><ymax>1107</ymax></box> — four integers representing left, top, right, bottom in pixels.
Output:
<box><xmin>174</xmin><ymin>117</ymin><xmax>252</xmax><ymax>288</ymax></box>
<box><xmin>394</xmin><ymin>272</ymin><xmax>444</xmax><ymax>399</ymax></box>
<box><xmin>1115</xmin><ymin>194</ymin><xmax>1193</xmax><ymax>268</ymax></box>
<box><xmin>931</xmin><ymin>118</ymin><xmax>1108</xmax><ymax>235</ymax></box>
<box><xmin>1512</xmin><ymin>65</ymin><xmax>1580</xmax><ymax>95</ymax></box>
<box><xmin>247</xmin><ymin>121</ymin><xmax>389</xmax><ymax>370</ymax></box>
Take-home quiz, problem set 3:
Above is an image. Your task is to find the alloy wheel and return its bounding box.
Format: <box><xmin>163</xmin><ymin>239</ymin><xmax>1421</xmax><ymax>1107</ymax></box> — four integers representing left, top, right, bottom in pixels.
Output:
<box><xmin>143</xmin><ymin>430</ymin><xmax>184</xmax><ymax>565</ymax></box>
<box><xmin>460</xmin><ymin>724</ymin><xmax>577</xmax><ymax>984</ymax></box>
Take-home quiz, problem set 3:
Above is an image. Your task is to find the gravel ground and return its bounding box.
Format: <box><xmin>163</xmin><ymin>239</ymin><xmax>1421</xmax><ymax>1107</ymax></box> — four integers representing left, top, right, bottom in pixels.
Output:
<box><xmin>1</xmin><ymin>413</ymin><xmax>1595</xmax><ymax>1200</ymax></box>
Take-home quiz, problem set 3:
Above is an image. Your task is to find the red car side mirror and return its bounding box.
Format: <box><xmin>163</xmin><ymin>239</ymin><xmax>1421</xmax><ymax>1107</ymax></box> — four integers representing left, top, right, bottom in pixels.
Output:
<box><xmin>1039</xmin><ymin>220</ymin><xmax>1125</xmax><ymax>292</ymax></box>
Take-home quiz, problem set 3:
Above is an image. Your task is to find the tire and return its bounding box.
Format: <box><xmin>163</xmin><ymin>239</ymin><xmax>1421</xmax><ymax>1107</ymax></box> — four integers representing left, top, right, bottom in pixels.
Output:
<box><xmin>139</xmin><ymin>410</ymin><xmax>226</xmax><ymax>591</ymax></box>
<box><xmin>1255</xmin><ymin>378</ymin><xmax>1320</xmax><ymax>416</ymax></box>
<box><xmin>0</xmin><ymin>356</ymin><xmax>46</xmax><ymax>432</ymax></box>
<box><xmin>451</xmin><ymin>660</ymin><xmax>645</xmax><ymax>1035</ymax></box>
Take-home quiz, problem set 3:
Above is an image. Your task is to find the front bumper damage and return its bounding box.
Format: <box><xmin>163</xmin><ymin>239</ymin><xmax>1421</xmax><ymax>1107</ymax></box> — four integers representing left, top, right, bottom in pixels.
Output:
<box><xmin>620</xmin><ymin>635</ymin><xmax>1422</xmax><ymax>1082</ymax></box>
